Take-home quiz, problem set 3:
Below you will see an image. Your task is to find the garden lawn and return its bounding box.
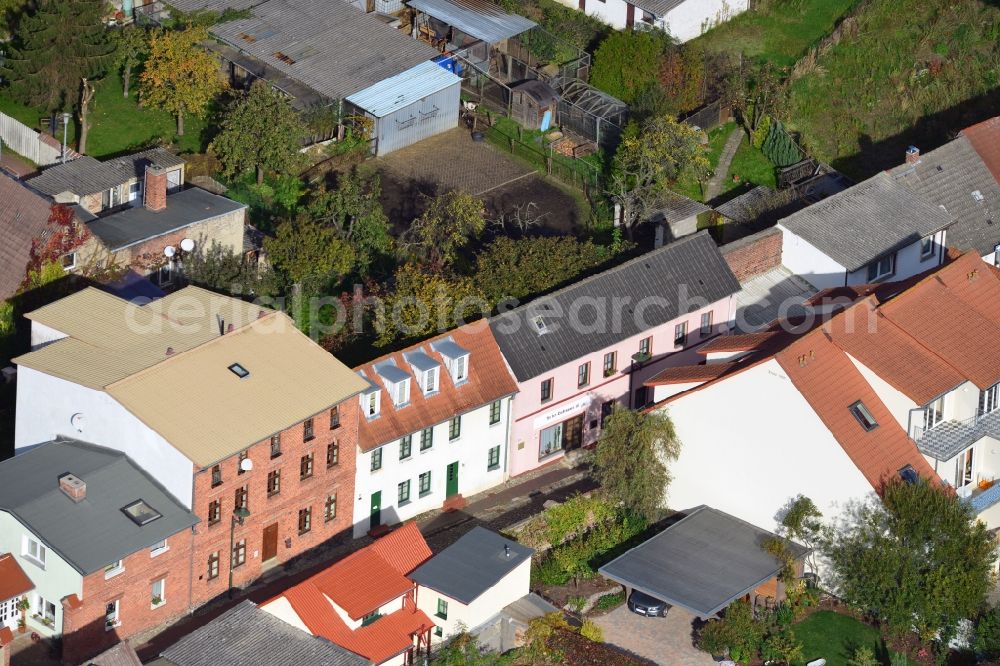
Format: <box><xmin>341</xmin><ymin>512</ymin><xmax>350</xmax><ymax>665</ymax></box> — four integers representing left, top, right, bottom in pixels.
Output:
<box><xmin>691</xmin><ymin>0</ymin><xmax>859</xmax><ymax>67</ymax></box>
<box><xmin>795</xmin><ymin>611</ymin><xmax>917</xmax><ymax>666</ymax></box>
<box><xmin>0</xmin><ymin>75</ymin><xmax>210</xmax><ymax>159</ymax></box>
<box><xmin>673</xmin><ymin>122</ymin><xmax>776</xmax><ymax>202</ymax></box>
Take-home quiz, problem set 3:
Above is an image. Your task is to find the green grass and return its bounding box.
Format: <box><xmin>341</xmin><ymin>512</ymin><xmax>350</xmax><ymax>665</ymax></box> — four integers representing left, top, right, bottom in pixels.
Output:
<box><xmin>0</xmin><ymin>75</ymin><xmax>210</xmax><ymax>158</ymax></box>
<box><xmin>795</xmin><ymin>611</ymin><xmax>917</xmax><ymax>666</ymax></box>
<box><xmin>673</xmin><ymin>122</ymin><xmax>776</xmax><ymax>202</ymax></box>
<box><xmin>691</xmin><ymin>0</ymin><xmax>860</xmax><ymax>66</ymax></box>
<box><xmin>786</xmin><ymin>0</ymin><xmax>1000</xmax><ymax>178</ymax></box>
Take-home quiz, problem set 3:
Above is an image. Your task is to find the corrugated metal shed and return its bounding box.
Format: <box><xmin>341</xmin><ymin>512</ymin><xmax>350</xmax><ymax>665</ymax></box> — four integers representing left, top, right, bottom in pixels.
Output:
<box><xmin>346</xmin><ymin>61</ymin><xmax>461</xmax><ymax>118</ymax></box>
<box><xmin>211</xmin><ymin>0</ymin><xmax>438</xmax><ymax>101</ymax></box>
<box><xmin>407</xmin><ymin>0</ymin><xmax>536</xmax><ymax>43</ymax></box>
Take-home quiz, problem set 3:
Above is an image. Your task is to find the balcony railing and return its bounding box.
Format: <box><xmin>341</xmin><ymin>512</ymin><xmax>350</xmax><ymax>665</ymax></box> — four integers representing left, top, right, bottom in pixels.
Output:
<box><xmin>910</xmin><ymin>408</ymin><xmax>1000</xmax><ymax>462</ymax></box>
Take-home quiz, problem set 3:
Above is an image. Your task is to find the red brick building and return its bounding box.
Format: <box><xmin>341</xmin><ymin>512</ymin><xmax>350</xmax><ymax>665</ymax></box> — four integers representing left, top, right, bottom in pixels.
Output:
<box><xmin>12</xmin><ymin>287</ymin><xmax>369</xmax><ymax>662</ymax></box>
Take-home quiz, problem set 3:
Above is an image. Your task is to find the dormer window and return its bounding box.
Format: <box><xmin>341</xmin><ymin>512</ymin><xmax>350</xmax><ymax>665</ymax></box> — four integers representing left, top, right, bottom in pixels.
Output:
<box><xmin>431</xmin><ymin>338</ymin><xmax>471</xmax><ymax>385</ymax></box>
<box><xmin>392</xmin><ymin>379</ymin><xmax>410</xmax><ymax>407</ymax></box>
<box><xmin>404</xmin><ymin>349</ymin><xmax>440</xmax><ymax>396</ymax></box>
<box><xmin>366</xmin><ymin>391</ymin><xmax>380</xmax><ymax>418</ymax></box>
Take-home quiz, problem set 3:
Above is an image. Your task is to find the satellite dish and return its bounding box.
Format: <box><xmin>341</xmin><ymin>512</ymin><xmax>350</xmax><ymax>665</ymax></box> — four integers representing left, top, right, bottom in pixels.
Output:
<box><xmin>180</xmin><ymin>238</ymin><xmax>195</xmax><ymax>253</ymax></box>
<box><xmin>163</xmin><ymin>245</ymin><xmax>176</xmax><ymax>258</ymax></box>
<box><xmin>70</xmin><ymin>412</ymin><xmax>86</xmax><ymax>433</ymax></box>
<box><xmin>240</xmin><ymin>458</ymin><xmax>254</xmax><ymax>472</ymax></box>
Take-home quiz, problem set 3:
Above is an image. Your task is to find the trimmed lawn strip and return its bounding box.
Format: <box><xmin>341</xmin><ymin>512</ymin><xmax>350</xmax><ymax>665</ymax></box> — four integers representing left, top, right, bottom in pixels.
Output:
<box><xmin>795</xmin><ymin>610</ymin><xmax>919</xmax><ymax>666</ymax></box>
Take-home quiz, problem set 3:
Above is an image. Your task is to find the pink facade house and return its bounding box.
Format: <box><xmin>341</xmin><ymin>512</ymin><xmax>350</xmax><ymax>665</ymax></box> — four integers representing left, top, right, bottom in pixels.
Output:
<box><xmin>489</xmin><ymin>232</ymin><xmax>740</xmax><ymax>477</ymax></box>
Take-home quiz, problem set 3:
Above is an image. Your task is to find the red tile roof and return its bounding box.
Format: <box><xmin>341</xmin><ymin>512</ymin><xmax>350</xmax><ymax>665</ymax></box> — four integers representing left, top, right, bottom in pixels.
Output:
<box><xmin>697</xmin><ymin>332</ymin><xmax>777</xmax><ymax>354</ymax></box>
<box><xmin>878</xmin><ymin>253</ymin><xmax>1000</xmax><ymax>389</ymax></box>
<box><xmin>273</xmin><ymin>525</ymin><xmax>435</xmax><ymax>664</ymax></box>
<box><xmin>0</xmin><ymin>627</ymin><xmax>12</xmax><ymax>647</ymax></box>
<box><xmin>962</xmin><ymin>116</ymin><xmax>1000</xmax><ymax>184</ymax></box>
<box><xmin>367</xmin><ymin>522</ymin><xmax>433</xmax><ymax>576</ymax></box>
<box><xmin>646</xmin><ymin>363</ymin><xmax>733</xmax><ymax>385</ymax></box>
<box><xmin>305</xmin><ymin>523</ymin><xmax>431</xmax><ymax>619</ymax></box>
<box><xmin>825</xmin><ymin>297</ymin><xmax>965</xmax><ymax>405</ymax></box>
<box><xmin>355</xmin><ymin>322</ymin><xmax>518</xmax><ymax>453</ymax></box>
<box><xmin>775</xmin><ymin>329</ymin><xmax>937</xmax><ymax>490</ymax></box>
<box><xmin>0</xmin><ymin>553</ymin><xmax>34</xmax><ymax>601</ymax></box>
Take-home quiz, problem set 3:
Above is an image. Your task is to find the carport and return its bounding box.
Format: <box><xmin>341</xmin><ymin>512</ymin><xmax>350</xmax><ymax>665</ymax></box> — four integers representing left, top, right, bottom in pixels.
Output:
<box><xmin>598</xmin><ymin>505</ymin><xmax>809</xmax><ymax>618</ymax></box>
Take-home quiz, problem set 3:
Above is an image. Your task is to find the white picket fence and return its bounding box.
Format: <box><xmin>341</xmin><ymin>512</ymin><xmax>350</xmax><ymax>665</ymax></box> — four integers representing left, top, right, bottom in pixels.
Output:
<box><xmin>0</xmin><ymin>112</ymin><xmax>71</xmax><ymax>165</ymax></box>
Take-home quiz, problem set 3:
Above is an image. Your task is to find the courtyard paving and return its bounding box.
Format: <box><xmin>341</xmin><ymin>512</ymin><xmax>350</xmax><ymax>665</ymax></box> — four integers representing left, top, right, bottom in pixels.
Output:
<box><xmin>592</xmin><ymin>604</ymin><xmax>717</xmax><ymax>666</ymax></box>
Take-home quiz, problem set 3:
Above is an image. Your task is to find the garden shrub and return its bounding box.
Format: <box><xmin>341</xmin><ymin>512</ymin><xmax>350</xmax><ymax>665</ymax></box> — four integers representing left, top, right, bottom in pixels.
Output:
<box><xmin>761</xmin><ymin>120</ymin><xmax>801</xmax><ymax>167</ymax></box>
<box><xmin>697</xmin><ymin>619</ymin><xmax>731</xmax><ymax>657</ymax></box>
<box><xmin>534</xmin><ymin>509</ymin><xmax>647</xmax><ymax>585</ymax></box>
<box><xmin>532</xmin><ymin>554</ymin><xmax>571</xmax><ymax>587</ymax></box>
<box><xmin>761</xmin><ymin>629</ymin><xmax>803</xmax><ymax>665</ymax></box>
<box><xmin>724</xmin><ymin>600</ymin><xmax>765</xmax><ymax>663</ymax></box>
<box><xmin>847</xmin><ymin>646</ymin><xmax>880</xmax><ymax>666</ymax></box>
<box><xmin>580</xmin><ymin>620</ymin><xmax>604</xmax><ymax>643</ymax></box>
<box><xmin>975</xmin><ymin>605</ymin><xmax>1000</xmax><ymax>659</ymax></box>
<box><xmin>593</xmin><ymin>591</ymin><xmax>625</xmax><ymax>612</ymax></box>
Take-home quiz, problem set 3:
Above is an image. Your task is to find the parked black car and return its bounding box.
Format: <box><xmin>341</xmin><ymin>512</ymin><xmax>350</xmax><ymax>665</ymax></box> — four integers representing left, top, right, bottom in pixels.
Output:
<box><xmin>627</xmin><ymin>590</ymin><xmax>670</xmax><ymax>617</ymax></box>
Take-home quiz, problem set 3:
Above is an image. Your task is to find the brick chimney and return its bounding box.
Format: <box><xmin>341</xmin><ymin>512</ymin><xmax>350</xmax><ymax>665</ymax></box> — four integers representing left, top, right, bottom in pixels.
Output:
<box><xmin>59</xmin><ymin>473</ymin><xmax>87</xmax><ymax>502</ymax></box>
<box><xmin>905</xmin><ymin>145</ymin><xmax>920</xmax><ymax>165</ymax></box>
<box><xmin>144</xmin><ymin>166</ymin><xmax>168</xmax><ymax>212</ymax></box>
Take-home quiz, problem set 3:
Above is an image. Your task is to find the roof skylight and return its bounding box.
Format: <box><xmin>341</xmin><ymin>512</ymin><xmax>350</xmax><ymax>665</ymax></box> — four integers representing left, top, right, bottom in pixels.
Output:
<box><xmin>849</xmin><ymin>400</ymin><xmax>878</xmax><ymax>432</ymax></box>
<box><xmin>228</xmin><ymin>363</ymin><xmax>250</xmax><ymax>379</ymax></box>
<box><xmin>121</xmin><ymin>500</ymin><xmax>162</xmax><ymax>526</ymax></box>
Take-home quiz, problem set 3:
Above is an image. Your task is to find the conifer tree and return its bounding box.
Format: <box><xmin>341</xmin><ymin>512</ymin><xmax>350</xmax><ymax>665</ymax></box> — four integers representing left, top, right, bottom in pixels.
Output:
<box><xmin>1</xmin><ymin>0</ymin><xmax>113</xmax><ymax>113</ymax></box>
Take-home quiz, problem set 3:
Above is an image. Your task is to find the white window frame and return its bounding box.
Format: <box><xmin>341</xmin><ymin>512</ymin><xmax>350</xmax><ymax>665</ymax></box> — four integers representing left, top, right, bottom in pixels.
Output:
<box><xmin>62</xmin><ymin>252</ymin><xmax>77</xmax><ymax>271</ymax></box>
<box><xmin>128</xmin><ymin>180</ymin><xmax>142</xmax><ymax>204</ymax></box>
<box><xmin>22</xmin><ymin>536</ymin><xmax>46</xmax><ymax>569</ymax></box>
<box><xmin>674</xmin><ymin>321</ymin><xmax>688</xmax><ymax>346</ymax></box>
<box><xmin>151</xmin><ymin>578</ymin><xmax>166</xmax><ymax>609</ymax></box>
<box><xmin>920</xmin><ymin>235</ymin><xmax>935</xmax><ymax>259</ymax></box>
<box><xmin>982</xmin><ymin>383</ymin><xmax>1000</xmax><ymax>416</ymax></box>
<box><xmin>104</xmin><ymin>560</ymin><xmax>125</xmax><ymax>579</ymax></box>
<box><xmin>956</xmin><ymin>446</ymin><xmax>975</xmax><ymax>488</ymax></box>
<box><xmin>105</xmin><ymin>599</ymin><xmax>121</xmax><ymax>630</ymax></box>
<box><xmin>867</xmin><ymin>254</ymin><xmax>896</xmax><ymax>281</ymax></box>
<box><xmin>424</xmin><ymin>367</ymin><xmax>438</xmax><ymax>394</ymax></box>
<box><xmin>363</xmin><ymin>390</ymin><xmax>380</xmax><ymax>418</ymax></box>
<box><xmin>450</xmin><ymin>354</ymin><xmax>468</xmax><ymax>384</ymax></box>
<box><xmin>393</xmin><ymin>379</ymin><xmax>410</xmax><ymax>406</ymax></box>
<box><xmin>924</xmin><ymin>396</ymin><xmax>945</xmax><ymax>431</ymax></box>
<box><xmin>150</xmin><ymin>539</ymin><xmax>169</xmax><ymax>558</ymax></box>
<box><xmin>700</xmin><ymin>311</ymin><xmax>713</xmax><ymax>336</ymax></box>
<box><xmin>36</xmin><ymin>595</ymin><xmax>56</xmax><ymax>624</ymax></box>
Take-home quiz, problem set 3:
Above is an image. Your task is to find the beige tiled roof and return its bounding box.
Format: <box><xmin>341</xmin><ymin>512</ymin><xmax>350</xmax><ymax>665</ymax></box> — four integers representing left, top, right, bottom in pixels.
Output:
<box><xmin>16</xmin><ymin>286</ymin><xmax>367</xmax><ymax>467</ymax></box>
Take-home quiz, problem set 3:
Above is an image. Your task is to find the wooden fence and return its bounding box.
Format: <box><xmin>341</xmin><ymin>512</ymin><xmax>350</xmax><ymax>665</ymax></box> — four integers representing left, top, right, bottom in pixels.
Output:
<box><xmin>0</xmin><ymin>112</ymin><xmax>70</xmax><ymax>166</ymax></box>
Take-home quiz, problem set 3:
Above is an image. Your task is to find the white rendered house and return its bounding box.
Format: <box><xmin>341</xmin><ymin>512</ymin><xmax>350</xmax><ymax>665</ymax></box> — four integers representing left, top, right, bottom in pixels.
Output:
<box><xmin>646</xmin><ymin>252</ymin><xmax>1000</xmax><ymax>538</ymax></box>
<box><xmin>352</xmin><ymin>323</ymin><xmax>518</xmax><ymax>537</ymax></box>
<box><xmin>559</xmin><ymin>0</ymin><xmax>749</xmax><ymax>42</ymax></box>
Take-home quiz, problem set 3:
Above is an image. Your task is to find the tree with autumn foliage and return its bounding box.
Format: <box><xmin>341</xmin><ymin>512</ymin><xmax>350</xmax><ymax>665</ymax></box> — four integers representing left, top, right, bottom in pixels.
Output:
<box><xmin>21</xmin><ymin>204</ymin><xmax>91</xmax><ymax>291</ymax></box>
<box><xmin>112</xmin><ymin>24</ymin><xmax>150</xmax><ymax>99</ymax></box>
<box><xmin>140</xmin><ymin>27</ymin><xmax>225</xmax><ymax>136</ymax></box>
<box><xmin>607</xmin><ymin>114</ymin><xmax>708</xmax><ymax>239</ymax></box>
<box><xmin>401</xmin><ymin>191</ymin><xmax>485</xmax><ymax>269</ymax></box>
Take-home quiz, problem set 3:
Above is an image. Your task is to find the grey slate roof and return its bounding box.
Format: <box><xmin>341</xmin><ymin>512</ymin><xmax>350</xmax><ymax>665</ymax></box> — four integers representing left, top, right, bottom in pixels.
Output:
<box><xmin>732</xmin><ymin>266</ymin><xmax>816</xmax><ymax>332</ymax></box>
<box><xmin>0</xmin><ymin>438</ymin><xmax>199</xmax><ymax>575</ymax></box>
<box><xmin>598</xmin><ymin>505</ymin><xmax>809</xmax><ymax>618</ymax></box>
<box><xmin>409</xmin><ymin>527</ymin><xmax>533</xmax><ymax>605</ymax></box>
<box><xmin>28</xmin><ymin>148</ymin><xmax>184</xmax><ymax>198</ymax></box>
<box><xmin>778</xmin><ymin>171</ymin><xmax>954</xmax><ymax>272</ymax></box>
<box><xmin>629</xmin><ymin>0</ymin><xmax>684</xmax><ymax>19</ymax></box>
<box><xmin>0</xmin><ymin>172</ymin><xmax>55</xmax><ymax>301</ymax></box>
<box><xmin>890</xmin><ymin>136</ymin><xmax>1000</xmax><ymax>257</ymax></box>
<box><xmin>86</xmin><ymin>187</ymin><xmax>246</xmax><ymax>251</ymax></box>
<box><xmin>211</xmin><ymin>0</ymin><xmax>439</xmax><ymax>102</ymax></box>
<box><xmin>407</xmin><ymin>0</ymin><xmax>536</xmax><ymax>43</ymax></box>
<box><xmin>647</xmin><ymin>193</ymin><xmax>711</xmax><ymax>224</ymax></box>
<box><xmin>488</xmin><ymin>231</ymin><xmax>740</xmax><ymax>381</ymax></box>
<box><xmin>158</xmin><ymin>601</ymin><xmax>370</xmax><ymax>666</ymax></box>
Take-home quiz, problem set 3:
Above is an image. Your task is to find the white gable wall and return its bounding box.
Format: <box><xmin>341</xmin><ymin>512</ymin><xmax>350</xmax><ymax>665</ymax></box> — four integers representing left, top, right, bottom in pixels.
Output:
<box><xmin>659</xmin><ymin>359</ymin><xmax>875</xmax><ymax>532</ymax></box>
<box><xmin>776</xmin><ymin>224</ymin><xmax>849</xmax><ymax>291</ymax></box>
<box><xmin>14</xmin><ymin>367</ymin><xmax>194</xmax><ymax>507</ymax></box>
<box><xmin>0</xmin><ymin>511</ymin><xmax>83</xmax><ymax>638</ymax></box>
<box><xmin>418</xmin><ymin>557</ymin><xmax>531</xmax><ymax>641</ymax></box>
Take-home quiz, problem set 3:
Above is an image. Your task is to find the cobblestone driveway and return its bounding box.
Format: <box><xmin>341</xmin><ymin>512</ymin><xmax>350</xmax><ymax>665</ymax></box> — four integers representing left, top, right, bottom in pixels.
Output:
<box><xmin>592</xmin><ymin>605</ymin><xmax>717</xmax><ymax>666</ymax></box>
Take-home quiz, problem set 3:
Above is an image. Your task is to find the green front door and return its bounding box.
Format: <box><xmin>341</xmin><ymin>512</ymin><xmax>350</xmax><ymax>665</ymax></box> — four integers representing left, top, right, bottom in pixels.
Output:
<box><xmin>446</xmin><ymin>461</ymin><xmax>459</xmax><ymax>498</ymax></box>
<box><xmin>370</xmin><ymin>491</ymin><xmax>381</xmax><ymax>528</ymax></box>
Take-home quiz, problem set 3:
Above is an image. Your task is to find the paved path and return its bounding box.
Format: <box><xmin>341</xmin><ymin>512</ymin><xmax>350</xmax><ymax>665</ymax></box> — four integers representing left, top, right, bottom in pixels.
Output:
<box><xmin>703</xmin><ymin>128</ymin><xmax>744</xmax><ymax>202</ymax></box>
<box><xmin>592</xmin><ymin>605</ymin><xmax>716</xmax><ymax>666</ymax></box>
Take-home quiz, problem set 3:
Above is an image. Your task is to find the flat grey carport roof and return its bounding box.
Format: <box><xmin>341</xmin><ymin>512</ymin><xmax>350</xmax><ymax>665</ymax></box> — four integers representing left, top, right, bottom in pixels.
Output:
<box><xmin>598</xmin><ymin>505</ymin><xmax>809</xmax><ymax>618</ymax></box>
